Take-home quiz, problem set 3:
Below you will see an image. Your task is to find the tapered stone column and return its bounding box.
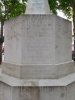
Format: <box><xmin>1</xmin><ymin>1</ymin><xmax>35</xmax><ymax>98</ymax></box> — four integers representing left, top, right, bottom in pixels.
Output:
<box><xmin>25</xmin><ymin>0</ymin><xmax>50</xmax><ymax>14</ymax></box>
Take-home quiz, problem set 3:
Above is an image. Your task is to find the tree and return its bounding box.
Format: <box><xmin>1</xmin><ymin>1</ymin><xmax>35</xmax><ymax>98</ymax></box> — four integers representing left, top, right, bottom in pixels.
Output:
<box><xmin>48</xmin><ymin>0</ymin><xmax>75</xmax><ymax>59</ymax></box>
<box><xmin>0</xmin><ymin>0</ymin><xmax>26</xmax><ymax>64</ymax></box>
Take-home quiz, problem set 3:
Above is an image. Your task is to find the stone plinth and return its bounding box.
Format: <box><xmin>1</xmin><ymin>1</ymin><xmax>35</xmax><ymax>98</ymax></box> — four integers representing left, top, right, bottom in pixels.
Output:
<box><xmin>0</xmin><ymin>67</ymin><xmax>75</xmax><ymax>100</ymax></box>
<box><xmin>2</xmin><ymin>14</ymin><xmax>73</xmax><ymax>79</ymax></box>
<box><xmin>4</xmin><ymin>15</ymin><xmax>72</xmax><ymax>65</ymax></box>
<box><xmin>0</xmin><ymin>79</ymin><xmax>75</xmax><ymax>100</ymax></box>
<box><xmin>0</xmin><ymin>0</ymin><xmax>74</xmax><ymax>100</ymax></box>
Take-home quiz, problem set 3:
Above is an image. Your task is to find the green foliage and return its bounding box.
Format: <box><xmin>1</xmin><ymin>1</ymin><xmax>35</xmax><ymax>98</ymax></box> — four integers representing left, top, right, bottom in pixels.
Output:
<box><xmin>48</xmin><ymin>0</ymin><xmax>58</xmax><ymax>14</ymax></box>
<box><xmin>48</xmin><ymin>0</ymin><xmax>73</xmax><ymax>19</ymax></box>
<box><xmin>0</xmin><ymin>0</ymin><xmax>27</xmax><ymax>21</ymax></box>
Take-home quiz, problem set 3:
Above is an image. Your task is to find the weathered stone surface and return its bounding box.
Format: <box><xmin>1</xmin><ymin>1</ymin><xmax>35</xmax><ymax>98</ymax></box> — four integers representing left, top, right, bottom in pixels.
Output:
<box><xmin>55</xmin><ymin>17</ymin><xmax>72</xmax><ymax>63</ymax></box>
<box><xmin>4</xmin><ymin>15</ymin><xmax>72</xmax><ymax>65</ymax></box>
<box><xmin>0</xmin><ymin>1</ymin><xmax>74</xmax><ymax>100</ymax></box>
<box><xmin>3</xmin><ymin>14</ymin><xmax>72</xmax><ymax>79</ymax></box>
<box><xmin>0</xmin><ymin>81</ymin><xmax>75</xmax><ymax>100</ymax></box>
<box><xmin>25</xmin><ymin>0</ymin><xmax>50</xmax><ymax>14</ymax></box>
<box><xmin>40</xmin><ymin>87</ymin><xmax>66</xmax><ymax>100</ymax></box>
<box><xmin>0</xmin><ymin>82</ymin><xmax>39</xmax><ymax>100</ymax></box>
<box><xmin>2</xmin><ymin>61</ymin><xmax>74</xmax><ymax>79</ymax></box>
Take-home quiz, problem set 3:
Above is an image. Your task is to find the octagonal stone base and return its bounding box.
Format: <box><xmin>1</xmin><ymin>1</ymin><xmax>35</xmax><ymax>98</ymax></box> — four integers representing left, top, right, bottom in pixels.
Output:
<box><xmin>3</xmin><ymin>14</ymin><xmax>72</xmax><ymax>79</ymax></box>
<box><xmin>4</xmin><ymin>15</ymin><xmax>72</xmax><ymax>65</ymax></box>
<box><xmin>1</xmin><ymin>61</ymin><xmax>75</xmax><ymax>79</ymax></box>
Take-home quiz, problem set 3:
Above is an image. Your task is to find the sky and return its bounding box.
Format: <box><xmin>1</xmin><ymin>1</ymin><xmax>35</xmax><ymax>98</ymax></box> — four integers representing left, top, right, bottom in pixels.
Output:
<box><xmin>57</xmin><ymin>10</ymin><xmax>67</xmax><ymax>19</ymax></box>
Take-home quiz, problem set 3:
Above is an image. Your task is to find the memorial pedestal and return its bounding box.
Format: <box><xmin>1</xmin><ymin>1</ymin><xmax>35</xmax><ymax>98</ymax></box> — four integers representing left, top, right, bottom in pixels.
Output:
<box><xmin>2</xmin><ymin>15</ymin><xmax>73</xmax><ymax>79</ymax></box>
<box><xmin>0</xmin><ymin>74</ymin><xmax>75</xmax><ymax>100</ymax></box>
<box><xmin>0</xmin><ymin>0</ymin><xmax>75</xmax><ymax>99</ymax></box>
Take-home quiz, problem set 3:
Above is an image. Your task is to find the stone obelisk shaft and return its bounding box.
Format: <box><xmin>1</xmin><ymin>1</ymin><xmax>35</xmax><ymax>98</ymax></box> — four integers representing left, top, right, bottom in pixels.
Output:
<box><xmin>25</xmin><ymin>0</ymin><xmax>50</xmax><ymax>14</ymax></box>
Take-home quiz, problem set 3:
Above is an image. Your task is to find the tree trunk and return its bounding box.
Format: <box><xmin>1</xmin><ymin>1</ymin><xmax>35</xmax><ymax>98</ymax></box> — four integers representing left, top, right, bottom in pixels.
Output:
<box><xmin>0</xmin><ymin>19</ymin><xmax>4</xmax><ymax>64</ymax></box>
<box><xmin>73</xmin><ymin>4</ymin><xmax>75</xmax><ymax>60</ymax></box>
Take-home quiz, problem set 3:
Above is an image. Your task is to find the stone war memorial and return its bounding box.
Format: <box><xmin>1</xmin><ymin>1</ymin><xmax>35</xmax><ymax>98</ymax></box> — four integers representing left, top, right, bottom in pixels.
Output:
<box><xmin>0</xmin><ymin>0</ymin><xmax>75</xmax><ymax>100</ymax></box>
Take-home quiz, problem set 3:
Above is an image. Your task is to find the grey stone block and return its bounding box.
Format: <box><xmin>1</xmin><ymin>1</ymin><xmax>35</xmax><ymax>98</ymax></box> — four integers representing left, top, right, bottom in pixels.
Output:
<box><xmin>0</xmin><ymin>81</ymin><xmax>75</xmax><ymax>100</ymax></box>
<box><xmin>3</xmin><ymin>14</ymin><xmax>72</xmax><ymax>79</ymax></box>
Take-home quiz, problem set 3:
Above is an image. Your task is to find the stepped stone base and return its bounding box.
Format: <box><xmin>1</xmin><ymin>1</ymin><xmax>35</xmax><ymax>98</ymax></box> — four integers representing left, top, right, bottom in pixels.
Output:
<box><xmin>0</xmin><ymin>80</ymin><xmax>75</xmax><ymax>100</ymax></box>
<box><xmin>2</xmin><ymin>61</ymin><xmax>75</xmax><ymax>79</ymax></box>
<box><xmin>2</xmin><ymin>11</ymin><xmax>73</xmax><ymax>100</ymax></box>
